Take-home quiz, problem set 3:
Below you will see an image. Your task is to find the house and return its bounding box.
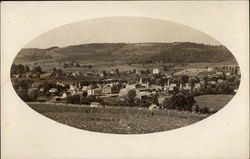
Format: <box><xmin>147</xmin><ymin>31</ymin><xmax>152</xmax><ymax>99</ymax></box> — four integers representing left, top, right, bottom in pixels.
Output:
<box><xmin>82</xmin><ymin>86</ymin><xmax>88</xmax><ymax>91</ymax></box>
<box><xmin>225</xmin><ymin>72</ymin><xmax>231</xmax><ymax>76</ymax></box>
<box><xmin>136</xmin><ymin>88</ymin><xmax>152</xmax><ymax>100</ymax></box>
<box><xmin>61</xmin><ymin>92</ymin><xmax>71</xmax><ymax>99</ymax></box>
<box><xmin>136</xmin><ymin>69</ymin><xmax>141</xmax><ymax>74</ymax></box>
<box><xmin>14</xmin><ymin>74</ymin><xmax>20</xmax><ymax>78</ymax></box>
<box><xmin>87</xmin><ymin>88</ymin><xmax>102</xmax><ymax>96</ymax></box>
<box><xmin>218</xmin><ymin>79</ymin><xmax>224</xmax><ymax>83</ymax></box>
<box><xmin>56</xmin><ymin>81</ymin><xmax>65</xmax><ymax>87</ymax></box>
<box><xmin>208</xmin><ymin>81</ymin><xmax>216</xmax><ymax>85</ymax></box>
<box><xmin>139</xmin><ymin>77</ymin><xmax>150</xmax><ymax>88</ymax></box>
<box><xmin>84</xmin><ymin>72</ymin><xmax>93</xmax><ymax>76</ymax></box>
<box><xmin>90</xmin><ymin>102</ymin><xmax>101</xmax><ymax>108</ymax></box>
<box><xmin>72</xmin><ymin>72</ymin><xmax>80</xmax><ymax>76</ymax></box>
<box><xmin>69</xmin><ymin>84</ymin><xmax>77</xmax><ymax>95</ymax></box>
<box><xmin>32</xmin><ymin>82</ymin><xmax>43</xmax><ymax>88</ymax></box>
<box><xmin>98</xmin><ymin>72</ymin><xmax>105</xmax><ymax>78</ymax></box>
<box><xmin>102</xmin><ymin>85</ymin><xmax>117</xmax><ymax>94</ymax></box>
<box><xmin>110</xmin><ymin>70</ymin><xmax>116</xmax><ymax>75</ymax></box>
<box><xmin>39</xmin><ymin>88</ymin><xmax>45</xmax><ymax>92</ymax></box>
<box><xmin>207</xmin><ymin>67</ymin><xmax>214</xmax><ymax>72</ymax></box>
<box><xmin>182</xmin><ymin>83</ymin><xmax>192</xmax><ymax>90</ymax></box>
<box><xmin>194</xmin><ymin>83</ymin><xmax>201</xmax><ymax>89</ymax></box>
<box><xmin>49</xmin><ymin>88</ymin><xmax>58</xmax><ymax>94</ymax></box>
<box><xmin>153</xmin><ymin>68</ymin><xmax>160</xmax><ymax>75</ymax></box>
<box><xmin>168</xmin><ymin>83</ymin><xmax>177</xmax><ymax>91</ymax></box>
<box><xmin>216</xmin><ymin>71</ymin><xmax>224</xmax><ymax>75</ymax></box>
<box><xmin>148</xmin><ymin>104</ymin><xmax>159</xmax><ymax>111</ymax></box>
<box><xmin>25</xmin><ymin>72</ymin><xmax>33</xmax><ymax>78</ymax></box>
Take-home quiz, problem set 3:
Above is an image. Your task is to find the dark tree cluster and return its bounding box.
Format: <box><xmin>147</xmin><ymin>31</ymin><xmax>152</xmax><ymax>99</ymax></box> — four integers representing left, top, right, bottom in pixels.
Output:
<box><xmin>16</xmin><ymin>88</ymin><xmax>38</xmax><ymax>102</ymax></box>
<box><xmin>50</xmin><ymin>67</ymin><xmax>63</xmax><ymax>77</ymax></box>
<box><xmin>11</xmin><ymin>64</ymin><xmax>30</xmax><ymax>74</ymax></box>
<box><xmin>66</xmin><ymin>93</ymin><xmax>102</xmax><ymax>105</ymax></box>
<box><xmin>31</xmin><ymin>66</ymin><xmax>42</xmax><ymax>74</ymax></box>
<box><xmin>12</xmin><ymin>79</ymin><xmax>34</xmax><ymax>90</ymax></box>
<box><xmin>162</xmin><ymin>92</ymin><xmax>196</xmax><ymax>111</ymax></box>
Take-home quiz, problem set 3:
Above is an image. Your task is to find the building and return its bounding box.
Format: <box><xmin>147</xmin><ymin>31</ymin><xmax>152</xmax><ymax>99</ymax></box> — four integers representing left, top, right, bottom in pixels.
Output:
<box><xmin>153</xmin><ymin>68</ymin><xmax>160</xmax><ymax>75</ymax></box>
<box><xmin>168</xmin><ymin>83</ymin><xmax>177</xmax><ymax>91</ymax></box>
<box><xmin>31</xmin><ymin>82</ymin><xmax>43</xmax><ymax>88</ymax></box>
<box><xmin>148</xmin><ymin>104</ymin><xmax>159</xmax><ymax>111</ymax></box>
<box><xmin>56</xmin><ymin>81</ymin><xmax>65</xmax><ymax>87</ymax></box>
<box><xmin>194</xmin><ymin>83</ymin><xmax>201</xmax><ymax>89</ymax></box>
<box><xmin>72</xmin><ymin>72</ymin><xmax>80</xmax><ymax>76</ymax></box>
<box><xmin>61</xmin><ymin>92</ymin><xmax>71</xmax><ymax>99</ymax></box>
<box><xmin>102</xmin><ymin>85</ymin><xmax>117</xmax><ymax>94</ymax></box>
<box><xmin>139</xmin><ymin>77</ymin><xmax>150</xmax><ymax>87</ymax></box>
<box><xmin>207</xmin><ymin>67</ymin><xmax>214</xmax><ymax>72</ymax></box>
<box><xmin>69</xmin><ymin>84</ymin><xmax>77</xmax><ymax>95</ymax></box>
<box><xmin>217</xmin><ymin>79</ymin><xmax>224</xmax><ymax>83</ymax></box>
<box><xmin>136</xmin><ymin>88</ymin><xmax>152</xmax><ymax>100</ymax></box>
<box><xmin>87</xmin><ymin>88</ymin><xmax>102</xmax><ymax>96</ymax></box>
<box><xmin>225</xmin><ymin>72</ymin><xmax>232</xmax><ymax>76</ymax></box>
<box><xmin>90</xmin><ymin>102</ymin><xmax>101</xmax><ymax>108</ymax></box>
<box><xmin>182</xmin><ymin>83</ymin><xmax>192</xmax><ymax>90</ymax></box>
<box><xmin>216</xmin><ymin>71</ymin><xmax>224</xmax><ymax>75</ymax></box>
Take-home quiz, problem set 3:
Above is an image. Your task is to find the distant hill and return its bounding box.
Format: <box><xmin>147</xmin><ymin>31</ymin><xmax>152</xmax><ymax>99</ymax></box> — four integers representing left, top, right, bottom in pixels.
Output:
<box><xmin>14</xmin><ymin>42</ymin><xmax>237</xmax><ymax>64</ymax></box>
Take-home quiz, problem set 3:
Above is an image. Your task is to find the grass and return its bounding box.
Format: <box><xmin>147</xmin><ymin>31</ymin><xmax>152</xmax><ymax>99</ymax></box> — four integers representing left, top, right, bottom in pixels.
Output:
<box><xmin>195</xmin><ymin>95</ymin><xmax>234</xmax><ymax>111</ymax></box>
<box><xmin>28</xmin><ymin>103</ymin><xmax>208</xmax><ymax>134</ymax></box>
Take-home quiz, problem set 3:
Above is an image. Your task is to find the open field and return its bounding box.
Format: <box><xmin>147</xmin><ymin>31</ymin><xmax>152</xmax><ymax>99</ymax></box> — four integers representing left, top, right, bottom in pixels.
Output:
<box><xmin>195</xmin><ymin>95</ymin><xmax>234</xmax><ymax>111</ymax></box>
<box><xmin>174</xmin><ymin>68</ymin><xmax>207</xmax><ymax>76</ymax></box>
<box><xmin>28</xmin><ymin>103</ymin><xmax>208</xmax><ymax>134</ymax></box>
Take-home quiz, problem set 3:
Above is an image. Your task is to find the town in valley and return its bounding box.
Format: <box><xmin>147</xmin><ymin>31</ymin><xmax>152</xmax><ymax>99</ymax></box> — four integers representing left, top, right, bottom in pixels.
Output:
<box><xmin>11</xmin><ymin>42</ymin><xmax>241</xmax><ymax>133</ymax></box>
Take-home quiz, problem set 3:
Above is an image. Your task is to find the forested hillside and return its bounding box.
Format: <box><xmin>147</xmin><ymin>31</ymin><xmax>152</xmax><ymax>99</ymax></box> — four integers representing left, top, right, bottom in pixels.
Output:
<box><xmin>15</xmin><ymin>42</ymin><xmax>237</xmax><ymax>64</ymax></box>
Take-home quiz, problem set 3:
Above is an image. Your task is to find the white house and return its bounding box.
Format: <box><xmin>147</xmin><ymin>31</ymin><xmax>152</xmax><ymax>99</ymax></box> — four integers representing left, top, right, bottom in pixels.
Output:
<box><xmin>194</xmin><ymin>83</ymin><xmax>201</xmax><ymax>89</ymax></box>
<box><xmin>49</xmin><ymin>88</ymin><xmax>58</xmax><ymax>93</ymax></box>
<box><xmin>61</xmin><ymin>92</ymin><xmax>71</xmax><ymax>99</ymax></box>
<box><xmin>169</xmin><ymin>83</ymin><xmax>177</xmax><ymax>91</ymax></box>
<box><xmin>153</xmin><ymin>68</ymin><xmax>160</xmax><ymax>75</ymax></box>
<box><xmin>90</xmin><ymin>102</ymin><xmax>101</xmax><ymax>108</ymax></box>
<box><xmin>207</xmin><ymin>67</ymin><xmax>214</xmax><ymax>72</ymax></box>
<box><xmin>148</xmin><ymin>104</ymin><xmax>159</xmax><ymax>111</ymax></box>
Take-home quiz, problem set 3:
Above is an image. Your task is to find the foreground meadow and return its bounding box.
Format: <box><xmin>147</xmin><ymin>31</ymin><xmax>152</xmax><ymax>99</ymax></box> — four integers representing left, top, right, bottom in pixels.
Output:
<box><xmin>29</xmin><ymin>103</ymin><xmax>208</xmax><ymax>134</ymax></box>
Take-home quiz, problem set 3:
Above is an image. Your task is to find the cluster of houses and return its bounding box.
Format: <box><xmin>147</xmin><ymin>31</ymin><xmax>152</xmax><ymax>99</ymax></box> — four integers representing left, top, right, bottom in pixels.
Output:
<box><xmin>14</xmin><ymin>63</ymin><xmax>241</xmax><ymax>105</ymax></box>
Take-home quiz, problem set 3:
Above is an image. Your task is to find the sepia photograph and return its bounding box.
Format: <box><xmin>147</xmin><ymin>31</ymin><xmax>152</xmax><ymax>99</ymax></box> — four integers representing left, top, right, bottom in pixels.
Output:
<box><xmin>1</xmin><ymin>1</ymin><xmax>249</xmax><ymax>159</ymax></box>
<box><xmin>10</xmin><ymin>16</ymin><xmax>241</xmax><ymax>134</ymax></box>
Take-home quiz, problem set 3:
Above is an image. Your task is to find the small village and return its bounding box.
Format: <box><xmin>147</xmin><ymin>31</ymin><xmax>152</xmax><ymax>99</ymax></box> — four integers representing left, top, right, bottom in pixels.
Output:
<box><xmin>11</xmin><ymin>62</ymin><xmax>241</xmax><ymax>113</ymax></box>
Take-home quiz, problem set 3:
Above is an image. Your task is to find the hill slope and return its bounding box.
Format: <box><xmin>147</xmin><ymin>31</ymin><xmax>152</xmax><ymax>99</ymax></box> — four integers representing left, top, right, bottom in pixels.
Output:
<box><xmin>15</xmin><ymin>42</ymin><xmax>237</xmax><ymax>64</ymax></box>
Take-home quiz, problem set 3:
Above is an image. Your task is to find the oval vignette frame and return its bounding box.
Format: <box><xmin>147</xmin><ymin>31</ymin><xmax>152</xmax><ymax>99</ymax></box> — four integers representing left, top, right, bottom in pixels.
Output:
<box><xmin>10</xmin><ymin>17</ymin><xmax>241</xmax><ymax>134</ymax></box>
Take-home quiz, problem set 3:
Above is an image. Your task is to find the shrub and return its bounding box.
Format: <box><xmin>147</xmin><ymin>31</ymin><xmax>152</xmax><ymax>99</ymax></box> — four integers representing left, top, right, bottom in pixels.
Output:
<box><xmin>134</xmin><ymin>98</ymin><xmax>151</xmax><ymax>107</ymax></box>
<box><xmin>162</xmin><ymin>97</ymin><xmax>174</xmax><ymax>109</ymax></box>
<box><xmin>80</xmin><ymin>97</ymin><xmax>90</xmax><ymax>105</ymax></box>
<box><xmin>171</xmin><ymin>92</ymin><xmax>196</xmax><ymax>111</ymax></box>
<box><xmin>126</xmin><ymin>89</ymin><xmax>137</xmax><ymax>106</ymax></box>
<box><xmin>200</xmin><ymin>106</ymin><xmax>210</xmax><ymax>114</ymax></box>
<box><xmin>28</xmin><ymin>89</ymin><xmax>38</xmax><ymax>102</ymax></box>
<box><xmin>102</xmin><ymin>97</ymin><xmax>123</xmax><ymax>106</ymax></box>
<box><xmin>17</xmin><ymin>91</ymin><xmax>29</xmax><ymax>102</ymax></box>
<box><xmin>193</xmin><ymin>104</ymin><xmax>200</xmax><ymax>113</ymax></box>
<box><xmin>66</xmin><ymin>95</ymin><xmax>81</xmax><ymax>104</ymax></box>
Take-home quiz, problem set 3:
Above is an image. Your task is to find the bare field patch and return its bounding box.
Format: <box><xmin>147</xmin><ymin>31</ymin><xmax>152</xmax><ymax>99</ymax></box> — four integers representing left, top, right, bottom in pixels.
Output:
<box><xmin>195</xmin><ymin>95</ymin><xmax>234</xmax><ymax>111</ymax></box>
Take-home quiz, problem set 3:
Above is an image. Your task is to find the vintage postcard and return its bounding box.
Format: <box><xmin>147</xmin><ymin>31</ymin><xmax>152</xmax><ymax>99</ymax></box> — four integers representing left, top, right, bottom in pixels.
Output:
<box><xmin>1</xmin><ymin>1</ymin><xmax>249</xmax><ymax>159</ymax></box>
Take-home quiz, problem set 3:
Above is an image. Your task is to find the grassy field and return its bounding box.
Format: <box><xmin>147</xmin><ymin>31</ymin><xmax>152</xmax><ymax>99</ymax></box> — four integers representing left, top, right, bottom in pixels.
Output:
<box><xmin>195</xmin><ymin>95</ymin><xmax>234</xmax><ymax>111</ymax></box>
<box><xmin>28</xmin><ymin>103</ymin><xmax>208</xmax><ymax>134</ymax></box>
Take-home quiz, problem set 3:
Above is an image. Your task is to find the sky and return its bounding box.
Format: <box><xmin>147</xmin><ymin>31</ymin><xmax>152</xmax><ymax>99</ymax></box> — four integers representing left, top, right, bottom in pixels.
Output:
<box><xmin>24</xmin><ymin>16</ymin><xmax>221</xmax><ymax>49</ymax></box>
